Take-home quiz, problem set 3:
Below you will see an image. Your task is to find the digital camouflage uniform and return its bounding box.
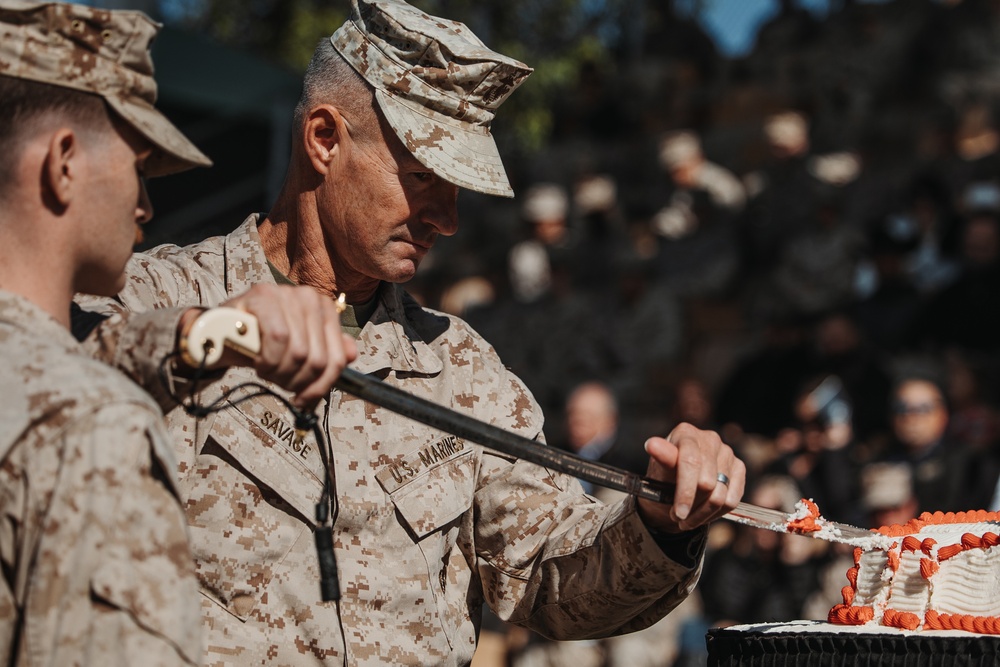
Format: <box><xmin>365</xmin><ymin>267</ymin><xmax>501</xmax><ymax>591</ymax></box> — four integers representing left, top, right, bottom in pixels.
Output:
<box><xmin>0</xmin><ymin>3</ymin><xmax>210</xmax><ymax>665</ymax></box>
<box><xmin>0</xmin><ymin>292</ymin><xmax>201</xmax><ymax>666</ymax></box>
<box><xmin>77</xmin><ymin>216</ymin><xmax>707</xmax><ymax>666</ymax></box>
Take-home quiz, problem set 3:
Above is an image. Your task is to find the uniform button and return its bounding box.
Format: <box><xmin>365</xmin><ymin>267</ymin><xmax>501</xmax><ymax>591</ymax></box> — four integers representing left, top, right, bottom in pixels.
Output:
<box><xmin>232</xmin><ymin>593</ymin><xmax>256</xmax><ymax>617</ymax></box>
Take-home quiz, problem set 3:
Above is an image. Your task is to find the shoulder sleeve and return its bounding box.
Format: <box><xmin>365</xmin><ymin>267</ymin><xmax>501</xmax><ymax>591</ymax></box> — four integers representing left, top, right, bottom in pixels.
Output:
<box><xmin>28</xmin><ymin>401</ymin><xmax>201</xmax><ymax>666</ymax></box>
<box><xmin>73</xmin><ymin>244</ymin><xmax>229</xmax><ymax>409</ymax></box>
<box><xmin>471</xmin><ymin>353</ymin><xmax>705</xmax><ymax>641</ymax></box>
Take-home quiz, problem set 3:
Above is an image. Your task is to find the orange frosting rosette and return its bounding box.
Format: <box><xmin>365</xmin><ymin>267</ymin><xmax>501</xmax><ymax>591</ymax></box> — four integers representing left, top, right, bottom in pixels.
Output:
<box><xmin>786</xmin><ymin>498</ymin><xmax>822</xmax><ymax>534</ymax></box>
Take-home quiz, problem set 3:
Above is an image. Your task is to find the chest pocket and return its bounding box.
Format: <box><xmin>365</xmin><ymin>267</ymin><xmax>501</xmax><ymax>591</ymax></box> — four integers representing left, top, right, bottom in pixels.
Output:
<box><xmin>380</xmin><ymin>444</ymin><xmax>477</xmax><ymax>538</ymax></box>
<box><xmin>181</xmin><ymin>386</ymin><xmax>323</xmax><ymax>621</ymax></box>
<box><xmin>380</xmin><ymin>444</ymin><xmax>478</xmax><ymax>647</ymax></box>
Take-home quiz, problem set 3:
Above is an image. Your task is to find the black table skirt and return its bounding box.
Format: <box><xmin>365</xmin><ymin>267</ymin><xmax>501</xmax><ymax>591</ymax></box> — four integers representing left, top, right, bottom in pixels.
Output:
<box><xmin>707</xmin><ymin>621</ymin><xmax>1000</xmax><ymax>667</ymax></box>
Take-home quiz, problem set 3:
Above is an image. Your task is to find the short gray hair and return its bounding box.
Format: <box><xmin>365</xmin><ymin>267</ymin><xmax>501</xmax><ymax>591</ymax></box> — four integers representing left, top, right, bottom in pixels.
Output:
<box><xmin>292</xmin><ymin>38</ymin><xmax>380</xmax><ymax>142</ymax></box>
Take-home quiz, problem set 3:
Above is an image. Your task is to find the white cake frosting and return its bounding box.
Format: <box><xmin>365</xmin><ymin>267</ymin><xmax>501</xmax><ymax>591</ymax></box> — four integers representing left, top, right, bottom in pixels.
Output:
<box><xmin>829</xmin><ymin>512</ymin><xmax>1000</xmax><ymax>634</ymax></box>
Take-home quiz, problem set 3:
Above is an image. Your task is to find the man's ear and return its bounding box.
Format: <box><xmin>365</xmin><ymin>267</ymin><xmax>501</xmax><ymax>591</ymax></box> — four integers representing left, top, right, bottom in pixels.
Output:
<box><xmin>303</xmin><ymin>105</ymin><xmax>347</xmax><ymax>176</ymax></box>
<box><xmin>42</xmin><ymin>128</ymin><xmax>77</xmax><ymax>212</ymax></box>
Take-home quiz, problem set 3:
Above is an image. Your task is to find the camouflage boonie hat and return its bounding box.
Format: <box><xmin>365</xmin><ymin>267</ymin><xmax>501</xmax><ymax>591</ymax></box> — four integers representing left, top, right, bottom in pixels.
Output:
<box><xmin>331</xmin><ymin>0</ymin><xmax>532</xmax><ymax>198</ymax></box>
<box><xmin>0</xmin><ymin>1</ymin><xmax>211</xmax><ymax>177</ymax></box>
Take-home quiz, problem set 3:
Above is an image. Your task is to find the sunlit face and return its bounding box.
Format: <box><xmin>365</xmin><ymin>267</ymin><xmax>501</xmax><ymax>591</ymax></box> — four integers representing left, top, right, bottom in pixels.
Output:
<box><xmin>74</xmin><ymin>116</ymin><xmax>153</xmax><ymax>296</ymax></box>
<box><xmin>318</xmin><ymin>118</ymin><xmax>459</xmax><ymax>292</ymax></box>
<box><xmin>565</xmin><ymin>384</ymin><xmax>617</xmax><ymax>452</ymax></box>
<box><xmin>892</xmin><ymin>380</ymin><xmax>948</xmax><ymax>451</ymax></box>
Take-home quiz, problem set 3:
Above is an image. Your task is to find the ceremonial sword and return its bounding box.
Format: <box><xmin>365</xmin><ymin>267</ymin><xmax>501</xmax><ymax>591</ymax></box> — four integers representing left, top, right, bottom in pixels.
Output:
<box><xmin>182</xmin><ymin>307</ymin><xmax>881</xmax><ymax>548</ymax></box>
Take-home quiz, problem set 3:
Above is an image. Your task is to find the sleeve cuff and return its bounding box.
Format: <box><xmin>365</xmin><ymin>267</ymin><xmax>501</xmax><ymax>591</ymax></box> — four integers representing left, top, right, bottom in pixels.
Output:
<box><xmin>644</xmin><ymin>524</ymin><xmax>708</xmax><ymax>569</ymax></box>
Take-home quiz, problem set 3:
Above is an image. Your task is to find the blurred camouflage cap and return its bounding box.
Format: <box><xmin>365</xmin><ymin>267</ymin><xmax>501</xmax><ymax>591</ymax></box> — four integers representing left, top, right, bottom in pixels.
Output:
<box><xmin>331</xmin><ymin>0</ymin><xmax>532</xmax><ymax>198</ymax></box>
<box><xmin>0</xmin><ymin>1</ymin><xmax>211</xmax><ymax>177</ymax></box>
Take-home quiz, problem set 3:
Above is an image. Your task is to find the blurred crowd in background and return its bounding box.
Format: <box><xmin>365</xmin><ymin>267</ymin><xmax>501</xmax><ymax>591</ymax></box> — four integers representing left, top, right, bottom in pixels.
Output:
<box><xmin>382</xmin><ymin>1</ymin><xmax>1000</xmax><ymax>665</ymax></box>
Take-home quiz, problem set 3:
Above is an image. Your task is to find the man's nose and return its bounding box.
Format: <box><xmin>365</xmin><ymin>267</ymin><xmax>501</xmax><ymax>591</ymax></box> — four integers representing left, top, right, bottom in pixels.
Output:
<box><xmin>136</xmin><ymin>179</ymin><xmax>154</xmax><ymax>224</ymax></box>
<box><xmin>424</xmin><ymin>180</ymin><xmax>459</xmax><ymax>236</ymax></box>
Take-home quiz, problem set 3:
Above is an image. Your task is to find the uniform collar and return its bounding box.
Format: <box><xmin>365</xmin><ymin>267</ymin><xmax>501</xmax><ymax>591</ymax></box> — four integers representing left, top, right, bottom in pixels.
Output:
<box><xmin>0</xmin><ymin>291</ymin><xmax>80</xmax><ymax>352</ymax></box>
<box><xmin>223</xmin><ymin>214</ymin><xmax>443</xmax><ymax>378</ymax></box>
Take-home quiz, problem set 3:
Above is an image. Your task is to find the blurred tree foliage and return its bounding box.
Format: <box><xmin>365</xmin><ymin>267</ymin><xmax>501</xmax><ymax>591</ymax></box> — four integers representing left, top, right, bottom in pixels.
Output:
<box><xmin>160</xmin><ymin>0</ymin><xmax>639</xmax><ymax>153</ymax></box>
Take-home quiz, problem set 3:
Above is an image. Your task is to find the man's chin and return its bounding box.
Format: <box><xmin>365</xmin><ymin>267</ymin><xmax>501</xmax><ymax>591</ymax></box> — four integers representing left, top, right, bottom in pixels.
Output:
<box><xmin>383</xmin><ymin>260</ymin><xmax>420</xmax><ymax>284</ymax></box>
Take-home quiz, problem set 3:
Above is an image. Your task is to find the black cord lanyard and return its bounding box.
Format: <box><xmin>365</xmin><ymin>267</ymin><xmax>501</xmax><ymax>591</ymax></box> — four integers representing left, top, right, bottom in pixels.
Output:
<box><xmin>158</xmin><ymin>354</ymin><xmax>341</xmax><ymax>602</ymax></box>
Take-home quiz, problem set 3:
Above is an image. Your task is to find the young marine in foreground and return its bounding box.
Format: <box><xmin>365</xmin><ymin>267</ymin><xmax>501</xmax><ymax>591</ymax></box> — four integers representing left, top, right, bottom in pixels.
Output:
<box><xmin>0</xmin><ymin>2</ymin><xmax>211</xmax><ymax>664</ymax></box>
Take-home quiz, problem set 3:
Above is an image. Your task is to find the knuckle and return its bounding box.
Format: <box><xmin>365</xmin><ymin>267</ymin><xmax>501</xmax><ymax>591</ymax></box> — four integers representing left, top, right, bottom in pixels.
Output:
<box><xmin>676</xmin><ymin>450</ymin><xmax>703</xmax><ymax>469</ymax></box>
<box><xmin>305</xmin><ymin>350</ymin><xmax>329</xmax><ymax>376</ymax></box>
<box><xmin>288</xmin><ymin>341</ymin><xmax>310</xmax><ymax>366</ymax></box>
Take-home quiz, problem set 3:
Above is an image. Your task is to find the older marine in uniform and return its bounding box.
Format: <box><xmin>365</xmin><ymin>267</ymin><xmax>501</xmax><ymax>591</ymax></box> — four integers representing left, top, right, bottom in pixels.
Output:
<box><xmin>76</xmin><ymin>0</ymin><xmax>747</xmax><ymax>664</ymax></box>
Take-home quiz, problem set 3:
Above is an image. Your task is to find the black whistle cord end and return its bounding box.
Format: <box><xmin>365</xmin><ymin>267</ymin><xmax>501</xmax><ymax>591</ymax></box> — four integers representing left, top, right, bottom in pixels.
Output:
<box><xmin>314</xmin><ymin>522</ymin><xmax>341</xmax><ymax>602</ymax></box>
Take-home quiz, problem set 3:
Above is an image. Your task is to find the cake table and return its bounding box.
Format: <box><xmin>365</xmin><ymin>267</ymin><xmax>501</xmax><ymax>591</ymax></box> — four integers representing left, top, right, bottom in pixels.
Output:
<box><xmin>707</xmin><ymin>620</ymin><xmax>1000</xmax><ymax>666</ymax></box>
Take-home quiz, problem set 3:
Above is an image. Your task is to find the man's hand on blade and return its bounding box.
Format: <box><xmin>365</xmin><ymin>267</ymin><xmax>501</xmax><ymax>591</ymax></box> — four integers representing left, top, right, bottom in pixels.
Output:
<box><xmin>638</xmin><ymin>423</ymin><xmax>745</xmax><ymax>533</ymax></box>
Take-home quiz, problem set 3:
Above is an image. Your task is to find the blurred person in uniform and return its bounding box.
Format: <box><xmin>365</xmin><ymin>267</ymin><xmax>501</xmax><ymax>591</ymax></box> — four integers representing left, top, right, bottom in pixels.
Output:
<box><xmin>0</xmin><ymin>3</ymin><xmax>210</xmax><ymax>664</ymax></box>
<box><xmin>852</xmin><ymin>217</ymin><xmax>924</xmax><ymax>355</ymax></box>
<box><xmin>571</xmin><ymin>173</ymin><xmax>631</xmax><ymax>295</ymax></box>
<box><xmin>504</xmin><ymin>181</ymin><xmax>620</xmax><ymax>418</ymax></box>
<box><xmin>73</xmin><ymin>1</ymin><xmax>747</xmax><ymax>664</ymax></box>
<box><xmin>943</xmin><ymin>349</ymin><xmax>1000</xmax><ymax>454</ymax></box>
<box><xmin>899</xmin><ymin>174</ymin><xmax>960</xmax><ymax>295</ymax></box>
<box><xmin>767</xmin><ymin>195</ymin><xmax>866</xmax><ymax>317</ymax></box>
<box><xmin>806</xmin><ymin>310</ymin><xmax>892</xmax><ymax>444</ymax></box>
<box><xmin>742</xmin><ymin>110</ymin><xmax>820</xmax><ymax>276</ymax></box>
<box><xmin>651</xmin><ymin>129</ymin><xmax>745</xmax><ymax>296</ymax></box>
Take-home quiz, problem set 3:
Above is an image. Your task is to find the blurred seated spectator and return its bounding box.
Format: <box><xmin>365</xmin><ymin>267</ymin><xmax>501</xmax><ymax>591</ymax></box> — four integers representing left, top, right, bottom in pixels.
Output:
<box><xmin>944</xmin><ymin>349</ymin><xmax>1000</xmax><ymax>454</ymax></box>
<box><xmin>806</xmin><ymin>310</ymin><xmax>892</xmax><ymax>444</ymax></box>
<box><xmin>570</xmin><ymin>173</ymin><xmax>631</xmax><ymax>295</ymax></box>
<box><xmin>741</xmin><ymin>110</ymin><xmax>824</xmax><ymax>276</ymax></box>
<box><xmin>876</xmin><ymin>374</ymin><xmax>997</xmax><ymax>513</ymax></box>
<box><xmin>439</xmin><ymin>275</ymin><xmax>496</xmax><ymax>319</ymax></box>
<box><xmin>715</xmin><ymin>313</ymin><xmax>811</xmax><ymax>439</ymax></box>
<box><xmin>768</xmin><ymin>195</ymin><xmax>866</xmax><ymax>317</ymax></box>
<box><xmin>508</xmin><ymin>182</ymin><xmax>574</xmax><ymax>303</ymax></box>
<box><xmin>668</xmin><ymin>375</ymin><xmax>717</xmax><ymax>432</ymax></box>
<box><xmin>699</xmin><ymin>475</ymin><xmax>829</xmax><ymax>625</ymax></box>
<box><xmin>560</xmin><ymin>381</ymin><xmax>640</xmax><ymax>493</ymax></box>
<box><xmin>650</xmin><ymin>129</ymin><xmax>744</xmax><ymax>296</ymax></box>
<box><xmin>764</xmin><ymin>375</ymin><xmax>865</xmax><ymax>526</ymax></box>
<box><xmin>916</xmin><ymin>202</ymin><xmax>1000</xmax><ymax>352</ymax></box>
<box><xmin>852</xmin><ymin>216</ymin><xmax>924</xmax><ymax>354</ymax></box>
<box><xmin>900</xmin><ymin>174</ymin><xmax>961</xmax><ymax>295</ymax></box>
<box><xmin>859</xmin><ymin>462</ymin><xmax>920</xmax><ymax>529</ymax></box>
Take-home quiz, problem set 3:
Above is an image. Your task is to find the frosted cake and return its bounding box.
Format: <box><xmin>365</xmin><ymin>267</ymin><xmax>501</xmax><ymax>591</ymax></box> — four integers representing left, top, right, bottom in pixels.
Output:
<box><xmin>829</xmin><ymin>511</ymin><xmax>1000</xmax><ymax>634</ymax></box>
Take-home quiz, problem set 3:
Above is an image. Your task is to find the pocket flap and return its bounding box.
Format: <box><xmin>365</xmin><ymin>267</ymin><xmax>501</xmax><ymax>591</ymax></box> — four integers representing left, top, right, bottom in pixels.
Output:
<box><xmin>377</xmin><ymin>442</ymin><xmax>476</xmax><ymax>538</ymax></box>
<box><xmin>207</xmin><ymin>388</ymin><xmax>325</xmax><ymax>522</ymax></box>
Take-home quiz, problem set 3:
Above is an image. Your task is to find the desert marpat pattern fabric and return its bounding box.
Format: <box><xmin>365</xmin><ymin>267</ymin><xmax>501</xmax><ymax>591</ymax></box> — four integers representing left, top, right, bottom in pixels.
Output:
<box><xmin>75</xmin><ymin>214</ymin><xmax>703</xmax><ymax>666</ymax></box>
<box><xmin>0</xmin><ymin>291</ymin><xmax>201</xmax><ymax>666</ymax></box>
